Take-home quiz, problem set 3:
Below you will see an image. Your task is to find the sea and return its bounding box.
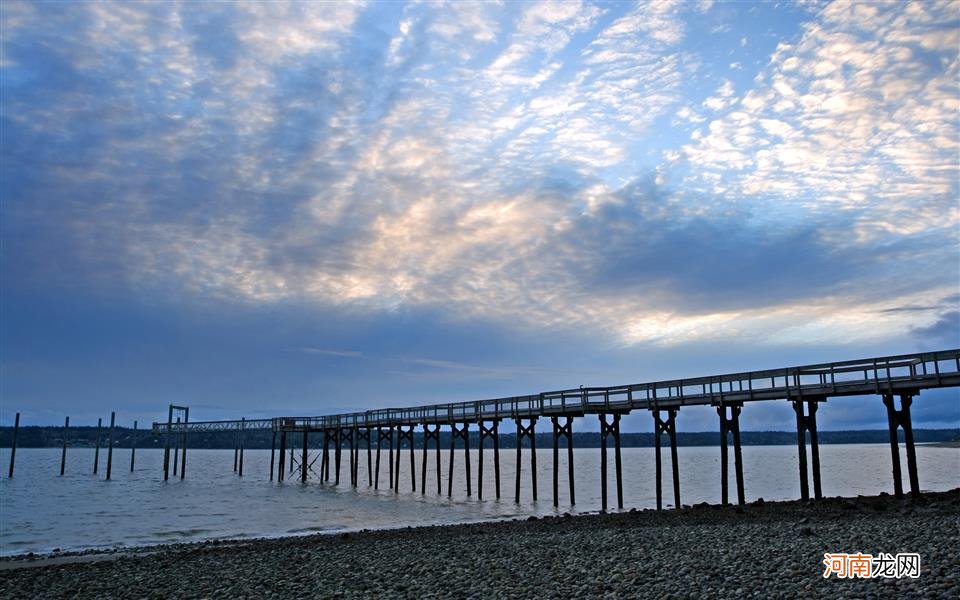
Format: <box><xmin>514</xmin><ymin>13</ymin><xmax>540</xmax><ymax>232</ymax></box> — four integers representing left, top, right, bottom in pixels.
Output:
<box><xmin>1</xmin><ymin>444</ymin><xmax>958</xmax><ymax>557</ymax></box>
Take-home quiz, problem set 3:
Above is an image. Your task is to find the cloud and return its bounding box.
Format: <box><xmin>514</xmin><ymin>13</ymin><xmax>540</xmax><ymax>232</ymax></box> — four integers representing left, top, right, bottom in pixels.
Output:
<box><xmin>2</xmin><ymin>0</ymin><xmax>956</xmax><ymax>362</ymax></box>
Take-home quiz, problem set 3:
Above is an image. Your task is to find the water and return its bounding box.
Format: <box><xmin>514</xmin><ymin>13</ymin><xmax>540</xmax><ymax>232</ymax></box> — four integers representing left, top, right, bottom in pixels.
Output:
<box><xmin>0</xmin><ymin>444</ymin><xmax>957</xmax><ymax>557</ymax></box>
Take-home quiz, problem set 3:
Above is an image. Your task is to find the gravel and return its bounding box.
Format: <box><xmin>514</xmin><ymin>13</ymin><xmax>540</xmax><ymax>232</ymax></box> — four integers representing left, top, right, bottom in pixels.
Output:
<box><xmin>1</xmin><ymin>490</ymin><xmax>957</xmax><ymax>599</ymax></box>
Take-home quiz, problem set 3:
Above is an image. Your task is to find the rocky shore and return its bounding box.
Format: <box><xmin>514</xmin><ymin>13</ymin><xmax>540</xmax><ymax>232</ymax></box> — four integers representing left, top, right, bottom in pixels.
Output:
<box><xmin>1</xmin><ymin>490</ymin><xmax>958</xmax><ymax>599</ymax></box>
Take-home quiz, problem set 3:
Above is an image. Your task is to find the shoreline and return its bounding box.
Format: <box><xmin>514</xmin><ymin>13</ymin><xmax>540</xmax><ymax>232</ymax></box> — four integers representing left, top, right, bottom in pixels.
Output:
<box><xmin>1</xmin><ymin>489</ymin><xmax>958</xmax><ymax>597</ymax></box>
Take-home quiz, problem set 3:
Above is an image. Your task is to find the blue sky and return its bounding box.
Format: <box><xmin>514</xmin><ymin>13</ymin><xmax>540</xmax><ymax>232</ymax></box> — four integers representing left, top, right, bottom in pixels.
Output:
<box><xmin>2</xmin><ymin>1</ymin><xmax>958</xmax><ymax>431</ymax></box>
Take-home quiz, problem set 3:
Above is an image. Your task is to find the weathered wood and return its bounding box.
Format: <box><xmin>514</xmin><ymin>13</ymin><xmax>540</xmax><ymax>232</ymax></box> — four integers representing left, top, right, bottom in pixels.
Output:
<box><xmin>301</xmin><ymin>430</ymin><xmax>308</xmax><ymax>483</ymax></box>
<box><xmin>8</xmin><ymin>412</ymin><xmax>19</xmax><ymax>478</ymax></box>
<box><xmin>106</xmin><ymin>411</ymin><xmax>116</xmax><ymax>480</ymax></box>
<box><xmin>422</xmin><ymin>424</ymin><xmax>441</xmax><ymax>495</ymax></box>
<box><xmin>883</xmin><ymin>393</ymin><xmax>920</xmax><ymax>498</ymax></box>
<box><xmin>792</xmin><ymin>398</ymin><xmax>822</xmax><ymax>500</ymax></box>
<box><xmin>163</xmin><ymin>405</ymin><xmax>173</xmax><ymax>481</ymax></box>
<box><xmin>598</xmin><ymin>413</ymin><xmax>623</xmax><ymax>510</ymax></box>
<box><xmin>180</xmin><ymin>407</ymin><xmax>189</xmax><ymax>480</ymax></box>
<box><xmin>514</xmin><ymin>417</ymin><xmax>537</xmax><ymax>503</ymax></box>
<box><xmin>278</xmin><ymin>430</ymin><xmax>287</xmax><ymax>482</ymax></box>
<box><xmin>61</xmin><ymin>416</ymin><xmax>69</xmax><ymax>476</ymax></box>
<box><xmin>269</xmin><ymin>430</ymin><xmax>276</xmax><ymax>481</ymax></box>
<box><xmin>238</xmin><ymin>418</ymin><xmax>246</xmax><ymax>477</ymax></box>
<box><xmin>130</xmin><ymin>420</ymin><xmax>137</xmax><ymax>473</ymax></box>
<box><xmin>94</xmin><ymin>417</ymin><xmax>102</xmax><ymax>475</ymax></box>
<box><xmin>717</xmin><ymin>404</ymin><xmax>745</xmax><ymax>505</ymax></box>
<box><xmin>173</xmin><ymin>418</ymin><xmax>180</xmax><ymax>476</ymax></box>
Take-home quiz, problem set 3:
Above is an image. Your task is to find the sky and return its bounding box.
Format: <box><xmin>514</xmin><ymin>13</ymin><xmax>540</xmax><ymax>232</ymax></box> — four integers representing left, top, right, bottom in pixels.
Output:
<box><xmin>1</xmin><ymin>0</ymin><xmax>958</xmax><ymax>432</ymax></box>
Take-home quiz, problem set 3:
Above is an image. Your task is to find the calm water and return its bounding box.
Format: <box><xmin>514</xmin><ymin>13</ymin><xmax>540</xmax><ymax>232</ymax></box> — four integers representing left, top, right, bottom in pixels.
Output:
<box><xmin>1</xmin><ymin>444</ymin><xmax>957</xmax><ymax>556</ymax></box>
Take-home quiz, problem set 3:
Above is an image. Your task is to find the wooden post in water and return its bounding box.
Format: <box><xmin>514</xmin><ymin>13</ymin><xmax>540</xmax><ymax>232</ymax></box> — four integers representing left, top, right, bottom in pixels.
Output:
<box><xmin>653</xmin><ymin>408</ymin><xmax>681</xmax><ymax>511</ymax></box>
<box><xmin>550</xmin><ymin>416</ymin><xmax>575</xmax><ymax>507</ymax></box>
<box><xmin>883</xmin><ymin>393</ymin><xmax>920</xmax><ymax>499</ymax></box>
<box><xmin>163</xmin><ymin>405</ymin><xmax>173</xmax><ymax>481</ymax></box>
<box><xmin>598</xmin><ymin>413</ymin><xmax>622</xmax><ymax>510</ymax></box>
<box><xmin>238</xmin><ymin>418</ymin><xmax>245</xmax><ymax>477</ymax></box>
<box><xmin>8</xmin><ymin>412</ymin><xmax>19</xmax><ymax>478</ymax></box>
<box><xmin>717</xmin><ymin>403</ymin><xmax>746</xmax><ymax>506</ymax></box>
<box><xmin>173</xmin><ymin>417</ymin><xmax>180</xmax><ymax>476</ymax></box>
<box><xmin>179</xmin><ymin>407</ymin><xmax>188</xmax><ymax>479</ymax></box>
<box><xmin>233</xmin><ymin>425</ymin><xmax>239</xmax><ymax>473</ymax></box>
<box><xmin>130</xmin><ymin>420</ymin><xmax>137</xmax><ymax>472</ymax></box>
<box><xmin>277</xmin><ymin>430</ymin><xmax>287</xmax><ymax>482</ymax></box>
<box><xmin>301</xmin><ymin>430</ymin><xmax>308</xmax><ymax>483</ymax></box>
<box><xmin>60</xmin><ymin>416</ymin><xmax>69</xmax><ymax>476</ymax></box>
<box><xmin>270</xmin><ymin>429</ymin><xmax>276</xmax><ymax>481</ymax></box>
<box><xmin>106</xmin><ymin>411</ymin><xmax>116</xmax><ymax>480</ymax></box>
<box><xmin>93</xmin><ymin>417</ymin><xmax>102</xmax><ymax>475</ymax></box>
<box><xmin>514</xmin><ymin>417</ymin><xmax>538</xmax><ymax>503</ymax></box>
<box><xmin>365</xmin><ymin>427</ymin><xmax>373</xmax><ymax>487</ymax></box>
<box><xmin>792</xmin><ymin>398</ymin><xmax>821</xmax><ymax>500</ymax></box>
<box><xmin>422</xmin><ymin>424</ymin><xmax>441</xmax><ymax>495</ymax></box>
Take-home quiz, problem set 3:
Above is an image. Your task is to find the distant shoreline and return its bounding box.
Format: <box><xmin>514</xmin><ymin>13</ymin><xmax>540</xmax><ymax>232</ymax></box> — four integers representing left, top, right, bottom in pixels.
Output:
<box><xmin>1</xmin><ymin>489</ymin><xmax>957</xmax><ymax>598</ymax></box>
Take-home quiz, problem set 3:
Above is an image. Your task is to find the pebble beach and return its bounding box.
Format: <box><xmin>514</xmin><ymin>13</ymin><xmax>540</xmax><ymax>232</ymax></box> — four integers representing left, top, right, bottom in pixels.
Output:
<box><xmin>1</xmin><ymin>489</ymin><xmax>957</xmax><ymax>599</ymax></box>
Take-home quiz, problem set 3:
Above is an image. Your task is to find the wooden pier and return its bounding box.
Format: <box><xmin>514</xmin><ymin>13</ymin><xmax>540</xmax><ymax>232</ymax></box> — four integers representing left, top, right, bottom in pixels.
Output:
<box><xmin>134</xmin><ymin>349</ymin><xmax>960</xmax><ymax>508</ymax></box>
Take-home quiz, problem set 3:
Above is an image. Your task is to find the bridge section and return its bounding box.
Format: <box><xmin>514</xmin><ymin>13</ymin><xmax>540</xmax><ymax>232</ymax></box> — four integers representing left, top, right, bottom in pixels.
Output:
<box><xmin>152</xmin><ymin>349</ymin><xmax>959</xmax><ymax>510</ymax></box>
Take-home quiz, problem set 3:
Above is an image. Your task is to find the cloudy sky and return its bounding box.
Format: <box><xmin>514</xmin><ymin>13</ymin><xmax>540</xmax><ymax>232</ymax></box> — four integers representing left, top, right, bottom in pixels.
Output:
<box><xmin>2</xmin><ymin>0</ymin><xmax>958</xmax><ymax>431</ymax></box>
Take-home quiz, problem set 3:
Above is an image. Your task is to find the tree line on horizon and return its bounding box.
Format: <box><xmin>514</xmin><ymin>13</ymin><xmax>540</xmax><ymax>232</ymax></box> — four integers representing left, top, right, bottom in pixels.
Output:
<box><xmin>1</xmin><ymin>426</ymin><xmax>957</xmax><ymax>449</ymax></box>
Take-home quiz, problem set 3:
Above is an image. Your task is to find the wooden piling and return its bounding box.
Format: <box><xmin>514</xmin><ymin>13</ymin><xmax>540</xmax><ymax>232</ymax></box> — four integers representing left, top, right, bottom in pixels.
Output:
<box><xmin>60</xmin><ymin>416</ymin><xmax>69</xmax><ymax>476</ymax></box>
<box><xmin>130</xmin><ymin>420</ymin><xmax>137</xmax><ymax>473</ymax></box>
<box><xmin>422</xmin><ymin>424</ymin><xmax>441</xmax><ymax>495</ymax></box>
<box><xmin>278</xmin><ymin>430</ymin><xmax>287</xmax><ymax>482</ymax></box>
<box><xmin>106</xmin><ymin>411</ymin><xmax>115</xmax><ymax>480</ymax></box>
<box><xmin>93</xmin><ymin>417</ymin><xmax>102</xmax><ymax>475</ymax></box>
<box><xmin>395</xmin><ymin>425</ymin><xmax>415</xmax><ymax>493</ymax></box>
<box><xmin>476</xmin><ymin>420</ymin><xmax>501</xmax><ymax>500</ymax></box>
<box><xmin>180</xmin><ymin>407</ymin><xmax>189</xmax><ymax>479</ymax></box>
<box><xmin>173</xmin><ymin>417</ymin><xmax>180</xmax><ymax>476</ymax></box>
<box><xmin>792</xmin><ymin>398</ymin><xmax>822</xmax><ymax>500</ymax></box>
<box><xmin>514</xmin><ymin>417</ymin><xmax>537</xmax><ymax>503</ymax></box>
<box><xmin>883</xmin><ymin>393</ymin><xmax>920</xmax><ymax>498</ymax></box>
<box><xmin>8</xmin><ymin>412</ymin><xmax>19</xmax><ymax>478</ymax></box>
<box><xmin>654</xmin><ymin>408</ymin><xmax>681</xmax><ymax>510</ymax></box>
<box><xmin>599</xmin><ymin>413</ymin><xmax>623</xmax><ymax>510</ymax></box>
<box><xmin>163</xmin><ymin>405</ymin><xmax>173</xmax><ymax>481</ymax></box>
<box><xmin>301</xmin><ymin>430</ymin><xmax>308</xmax><ymax>483</ymax></box>
<box><xmin>365</xmin><ymin>427</ymin><xmax>373</xmax><ymax>486</ymax></box>
<box><xmin>239</xmin><ymin>418</ymin><xmax>245</xmax><ymax>477</ymax></box>
<box><xmin>270</xmin><ymin>430</ymin><xmax>276</xmax><ymax>481</ymax></box>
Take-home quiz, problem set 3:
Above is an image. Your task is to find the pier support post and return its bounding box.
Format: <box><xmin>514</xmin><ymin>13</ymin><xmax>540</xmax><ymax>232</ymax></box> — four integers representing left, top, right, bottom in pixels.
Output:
<box><xmin>320</xmin><ymin>429</ymin><xmax>330</xmax><ymax>482</ymax></box>
<box><xmin>652</xmin><ymin>408</ymin><xmax>681</xmax><ymax>511</ymax></box>
<box><xmin>422</xmin><ymin>424</ymin><xmax>442</xmax><ymax>495</ymax></box>
<box><xmin>374</xmin><ymin>426</ymin><xmax>394</xmax><ymax>490</ymax></box>
<box><xmin>551</xmin><ymin>416</ymin><xmax>575</xmax><ymax>507</ymax></box>
<box><xmin>8</xmin><ymin>412</ymin><xmax>19</xmax><ymax>478</ymax></box>
<box><xmin>233</xmin><ymin>426</ymin><xmax>239</xmax><ymax>473</ymax></box>
<box><xmin>269</xmin><ymin>429</ymin><xmax>276</xmax><ymax>481</ymax></box>
<box><xmin>301</xmin><ymin>430</ymin><xmax>309</xmax><ymax>483</ymax></box>
<box><xmin>238</xmin><ymin>418</ymin><xmax>246</xmax><ymax>477</ymax></box>
<box><xmin>883</xmin><ymin>393</ymin><xmax>920</xmax><ymax>499</ymax></box>
<box><xmin>447</xmin><ymin>423</ymin><xmax>471</xmax><ymax>497</ymax></box>
<box><xmin>173</xmin><ymin>418</ymin><xmax>180</xmax><ymax>476</ymax></box>
<box><xmin>106</xmin><ymin>411</ymin><xmax>116</xmax><ymax>480</ymax></box>
<box><xmin>514</xmin><ymin>417</ymin><xmax>538</xmax><ymax>503</ymax></box>
<box><xmin>180</xmin><ymin>407</ymin><xmax>188</xmax><ymax>480</ymax></box>
<box><xmin>278</xmin><ymin>430</ymin><xmax>287</xmax><ymax>482</ymax></box>
<box><xmin>477</xmin><ymin>420</ymin><xmax>501</xmax><ymax>500</ymax></box>
<box><xmin>130</xmin><ymin>420</ymin><xmax>137</xmax><ymax>473</ymax></box>
<box><xmin>163</xmin><ymin>405</ymin><xmax>173</xmax><ymax>481</ymax></box>
<box><xmin>716</xmin><ymin>403</ymin><xmax>745</xmax><ymax>505</ymax></box>
<box><xmin>395</xmin><ymin>424</ymin><xmax>415</xmax><ymax>493</ymax></box>
<box><xmin>61</xmin><ymin>416</ymin><xmax>69</xmax><ymax>476</ymax></box>
<box><xmin>599</xmin><ymin>413</ymin><xmax>623</xmax><ymax>510</ymax></box>
<box><xmin>792</xmin><ymin>398</ymin><xmax>823</xmax><ymax>501</ymax></box>
<box><xmin>365</xmin><ymin>427</ymin><xmax>373</xmax><ymax>486</ymax></box>
<box><xmin>94</xmin><ymin>417</ymin><xmax>102</xmax><ymax>475</ymax></box>
<box><xmin>344</xmin><ymin>427</ymin><xmax>356</xmax><ymax>486</ymax></box>
<box><xmin>334</xmin><ymin>427</ymin><xmax>343</xmax><ymax>484</ymax></box>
